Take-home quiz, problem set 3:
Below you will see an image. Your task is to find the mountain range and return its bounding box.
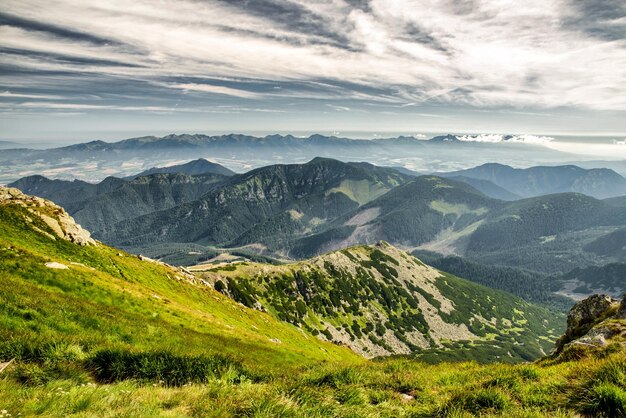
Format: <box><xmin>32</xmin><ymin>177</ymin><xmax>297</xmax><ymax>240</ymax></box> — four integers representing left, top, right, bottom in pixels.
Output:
<box><xmin>1</xmin><ymin>182</ymin><xmax>625</xmax><ymax>417</ymax></box>
<box><xmin>438</xmin><ymin>163</ymin><xmax>626</xmax><ymax>199</ymax></box>
<box><xmin>9</xmin><ymin>158</ymin><xmax>626</xmax><ymax>300</ymax></box>
<box><xmin>0</xmin><ymin>187</ymin><xmax>562</xmax><ymax>363</ymax></box>
<box><xmin>1</xmin><ymin>132</ymin><xmax>596</xmax><ymax>185</ymax></box>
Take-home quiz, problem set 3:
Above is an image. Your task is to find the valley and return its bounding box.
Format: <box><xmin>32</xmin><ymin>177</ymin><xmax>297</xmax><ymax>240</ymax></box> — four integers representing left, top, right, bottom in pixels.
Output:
<box><xmin>0</xmin><ymin>185</ymin><xmax>624</xmax><ymax>417</ymax></box>
<box><xmin>10</xmin><ymin>154</ymin><xmax>626</xmax><ymax>308</ymax></box>
<box><xmin>3</xmin><ymin>1</ymin><xmax>625</xmax><ymax>414</ymax></box>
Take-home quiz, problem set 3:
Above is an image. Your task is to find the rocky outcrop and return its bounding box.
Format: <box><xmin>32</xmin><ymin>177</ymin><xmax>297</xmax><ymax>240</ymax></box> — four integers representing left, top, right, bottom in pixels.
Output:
<box><xmin>566</xmin><ymin>294</ymin><xmax>616</xmax><ymax>331</ymax></box>
<box><xmin>0</xmin><ymin>187</ymin><xmax>95</xmax><ymax>246</ymax></box>
<box><xmin>619</xmin><ymin>295</ymin><xmax>626</xmax><ymax>319</ymax></box>
<box><xmin>554</xmin><ymin>293</ymin><xmax>625</xmax><ymax>357</ymax></box>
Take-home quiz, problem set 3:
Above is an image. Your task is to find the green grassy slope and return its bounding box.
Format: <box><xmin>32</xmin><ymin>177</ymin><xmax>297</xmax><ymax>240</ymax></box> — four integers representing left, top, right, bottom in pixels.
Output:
<box><xmin>0</xmin><ymin>197</ymin><xmax>360</xmax><ymax>375</ymax></box>
<box><xmin>1</xmin><ymin>188</ymin><xmax>625</xmax><ymax>417</ymax></box>
<box><xmin>3</xmin><ymin>338</ymin><xmax>625</xmax><ymax>417</ymax></box>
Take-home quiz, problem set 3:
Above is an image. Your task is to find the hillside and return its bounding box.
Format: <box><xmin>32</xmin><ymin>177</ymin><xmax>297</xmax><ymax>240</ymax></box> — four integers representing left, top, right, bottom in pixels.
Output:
<box><xmin>463</xmin><ymin>193</ymin><xmax>626</xmax><ymax>273</ymax></box>
<box><xmin>10</xmin><ymin>173</ymin><xmax>228</xmax><ymax>233</ymax></box>
<box><xmin>416</xmin><ymin>253</ymin><xmax>572</xmax><ymax>311</ymax></box>
<box><xmin>0</xmin><ymin>187</ymin><xmax>359</xmax><ymax>377</ymax></box>
<box><xmin>2</xmin><ymin>187</ymin><xmax>626</xmax><ymax>417</ymax></box>
<box><xmin>556</xmin><ymin>264</ymin><xmax>626</xmax><ymax>300</ymax></box>
<box><xmin>446</xmin><ymin>175</ymin><xmax>522</xmax><ymax>200</ymax></box>
<box><xmin>584</xmin><ymin>228</ymin><xmax>626</xmax><ymax>260</ymax></box>
<box><xmin>390</xmin><ymin>166</ymin><xmax>520</xmax><ymax>200</ymax></box>
<box><xmin>605</xmin><ymin>195</ymin><xmax>626</xmax><ymax>207</ymax></box>
<box><xmin>197</xmin><ymin>242</ymin><xmax>563</xmax><ymax>362</ymax></box>
<box><xmin>440</xmin><ymin>163</ymin><xmax>626</xmax><ymax>199</ymax></box>
<box><xmin>291</xmin><ymin>175</ymin><xmax>502</xmax><ymax>258</ymax></box>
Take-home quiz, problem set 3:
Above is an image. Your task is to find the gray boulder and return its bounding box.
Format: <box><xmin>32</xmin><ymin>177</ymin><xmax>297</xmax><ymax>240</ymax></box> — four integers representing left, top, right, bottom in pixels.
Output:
<box><xmin>567</xmin><ymin>294</ymin><xmax>616</xmax><ymax>332</ymax></box>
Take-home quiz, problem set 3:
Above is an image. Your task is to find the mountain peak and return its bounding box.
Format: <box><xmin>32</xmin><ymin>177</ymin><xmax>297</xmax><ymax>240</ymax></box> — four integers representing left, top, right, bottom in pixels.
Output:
<box><xmin>129</xmin><ymin>158</ymin><xmax>235</xmax><ymax>179</ymax></box>
<box><xmin>430</xmin><ymin>134</ymin><xmax>459</xmax><ymax>142</ymax></box>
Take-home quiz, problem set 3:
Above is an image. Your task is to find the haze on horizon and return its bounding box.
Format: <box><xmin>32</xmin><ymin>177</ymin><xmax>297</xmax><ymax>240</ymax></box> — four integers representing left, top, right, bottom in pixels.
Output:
<box><xmin>0</xmin><ymin>0</ymin><xmax>625</xmax><ymax>143</ymax></box>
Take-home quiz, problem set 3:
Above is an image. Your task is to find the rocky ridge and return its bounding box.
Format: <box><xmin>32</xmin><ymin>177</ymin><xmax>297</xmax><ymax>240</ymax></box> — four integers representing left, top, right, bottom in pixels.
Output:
<box><xmin>199</xmin><ymin>241</ymin><xmax>561</xmax><ymax>360</ymax></box>
<box><xmin>0</xmin><ymin>187</ymin><xmax>95</xmax><ymax>246</ymax></box>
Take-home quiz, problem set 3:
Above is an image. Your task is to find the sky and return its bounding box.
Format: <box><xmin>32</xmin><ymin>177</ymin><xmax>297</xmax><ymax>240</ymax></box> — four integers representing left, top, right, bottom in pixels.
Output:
<box><xmin>0</xmin><ymin>0</ymin><xmax>625</xmax><ymax>143</ymax></box>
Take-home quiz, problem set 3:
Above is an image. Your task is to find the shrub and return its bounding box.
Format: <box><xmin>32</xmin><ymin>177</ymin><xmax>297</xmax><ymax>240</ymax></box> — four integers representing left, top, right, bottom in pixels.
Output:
<box><xmin>320</xmin><ymin>328</ymin><xmax>333</xmax><ymax>341</ymax></box>
<box><xmin>517</xmin><ymin>365</ymin><xmax>541</xmax><ymax>381</ymax></box>
<box><xmin>0</xmin><ymin>339</ymin><xmax>85</xmax><ymax>364</ymax></box>
<box><xmin>88</xmin><ymin>349</ymin><xmax>252</xmax><ymax>386</ymax></box>
<box><xmin>12</xmin><ymin>362</ymin><xmax>88</xmax><ymax>386</ymax></box>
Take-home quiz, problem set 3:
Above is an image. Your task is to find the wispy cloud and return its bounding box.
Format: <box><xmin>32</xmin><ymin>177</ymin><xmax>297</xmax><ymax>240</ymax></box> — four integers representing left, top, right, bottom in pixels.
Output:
<box><xmin>0</xmin><ymin>0</ymin><xmax>624</xmax><ymax>135</ymax></box>
<box><xmin>168</xmin><ymin>83</ymin><xmax>262</xmax><ymax>99</ymax></box>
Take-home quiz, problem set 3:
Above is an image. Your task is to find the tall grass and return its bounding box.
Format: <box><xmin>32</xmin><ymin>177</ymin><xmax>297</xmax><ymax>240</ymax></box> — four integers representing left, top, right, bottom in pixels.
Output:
<box><xmin>88</xmin><ymin>349</ymin><xmax>255</xmax><ymax>386</ymax></box>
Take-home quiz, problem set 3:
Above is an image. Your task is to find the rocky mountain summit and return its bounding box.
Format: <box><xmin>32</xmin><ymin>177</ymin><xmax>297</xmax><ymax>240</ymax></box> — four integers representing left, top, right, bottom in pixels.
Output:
<box><xmin>0</xmin><ymin>187</ymin><xmax>95</xmax><ymax>246</ymax></box>
<box><xmin>554</xmin><ymin>293</ymin><xmax>626</xmax><ymax>358</ymax></box>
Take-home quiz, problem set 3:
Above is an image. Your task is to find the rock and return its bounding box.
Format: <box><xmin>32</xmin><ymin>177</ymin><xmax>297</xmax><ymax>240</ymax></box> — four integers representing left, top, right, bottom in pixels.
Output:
<box><xmin>564</xmin><ymin>327</ymin><xmax>611</xmax><ymax>350</ymax></box>
<box><xmin>618</xmin><ymin>294</ymin><xmax>626</xmax><ymax>319</ymax></box>
<box><xmin>400</xmin><ymin>393</ymin><xmax>414</xmax><ymax>402</ymax></box>
<box><xmin>566</xmin><ymin>294</ymin><xmax>616</xmax><ymax>332</ymax></box>
<box><xmin>554</xmin><ymin>294</ymin><xmax>625</xmax><ymax>357</ymax></box>
<box><xmin>45</xmin><ymin>262</ymin><xmax>69</xmax><ymax>270</ymax></box>
<box><xmin>0</xmin><ymin>187</ymin><xmax>95</xmax><ymax>246</ymax></box>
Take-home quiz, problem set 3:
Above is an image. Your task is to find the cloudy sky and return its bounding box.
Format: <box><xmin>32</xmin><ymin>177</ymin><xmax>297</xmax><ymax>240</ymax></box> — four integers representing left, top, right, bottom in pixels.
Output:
<box><xmin>0</xmin><ymin>0</ymin><xmax>625</xmax><ymax>142</ymax></box>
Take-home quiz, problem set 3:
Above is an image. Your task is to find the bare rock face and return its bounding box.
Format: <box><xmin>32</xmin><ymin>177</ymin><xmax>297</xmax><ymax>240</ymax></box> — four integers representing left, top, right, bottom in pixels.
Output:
<box><xmin>554</xmin><ymin>293</ymin><xmax>624</xmax><ymax>356</ymax></box>
<box><xmin>567</xmin><ymin>294</ymin><xmax>617</xmax><ymax>331</ymax></box>
<box><xmin>619</xmin><ymin>294</ymin><xmax>626</xmax><ymax>319</ymax></box>
<box><xmin>0</xmin><ymin>187</ymin><xmax>95</xmax><ymax>246</ymax></box>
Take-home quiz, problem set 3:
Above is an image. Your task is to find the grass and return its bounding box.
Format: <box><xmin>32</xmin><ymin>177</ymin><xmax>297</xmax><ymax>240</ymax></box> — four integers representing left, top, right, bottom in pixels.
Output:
<box><xmin>1</xmin><ymin>195</ymin><xmax>623</xmax><ymax>416</ymax></box>
<box><xmin>0</xmin><ymin>203</ymin><xmax>360</xmax><ymax>375</ymax></box>
<box><xmin>2</xmin><ymin>351</ymin><xmax>626</xmax><ymax>416</ymax></box>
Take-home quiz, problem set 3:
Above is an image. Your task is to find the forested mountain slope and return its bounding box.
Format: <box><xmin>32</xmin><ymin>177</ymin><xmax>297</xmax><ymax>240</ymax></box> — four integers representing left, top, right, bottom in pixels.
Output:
<box><xmin>95</xmin><ymin>158</ymin><xmax>411</xmax><ymax>249</ymax></box>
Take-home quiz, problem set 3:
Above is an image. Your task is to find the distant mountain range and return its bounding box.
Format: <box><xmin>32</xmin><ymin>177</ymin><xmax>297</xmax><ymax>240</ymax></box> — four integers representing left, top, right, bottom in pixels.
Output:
<box><xmin>0</xmin><ymin>132</ymin><xmax>600</xmax><ymax>184</ymax></box>
<box><xmin>437</xmin><ymin>163</ymin><xmax>626</xmax><ymax>199</ymax></box>
<box><xmin>11</xmin><ymin>158</ymin><xmax>626</xmax><ymax>284</ymax></box>
<box><xmin>4</xmin><ymin>132</ymin><xmax>555</xmax><ymax>152</ymax></box>
<box><xmin>0</xmin><ymin>140</ymin><xmax>19</xmax><ymax>149</ymax></box>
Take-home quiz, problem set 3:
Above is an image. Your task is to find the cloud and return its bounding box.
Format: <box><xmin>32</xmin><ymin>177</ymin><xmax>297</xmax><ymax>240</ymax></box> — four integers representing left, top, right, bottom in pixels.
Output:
<box><xmin>0</xmin><ymin>0</ymin><xmax>624</xmax><ymax>121</ymax></box>
<box><xmin>0</xmin><ymin>91</ymin><xmax>64</xmax><ymax>99</ymax></box>
<box><xmin>456</xmin><ymin>134</ymin><xmax>554</xmax><ymax>144</ymax></box>
<box><xmin>168</xmin><ymin>83</ymin><xmax>262</xmax><ymax>99</ymax></box>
